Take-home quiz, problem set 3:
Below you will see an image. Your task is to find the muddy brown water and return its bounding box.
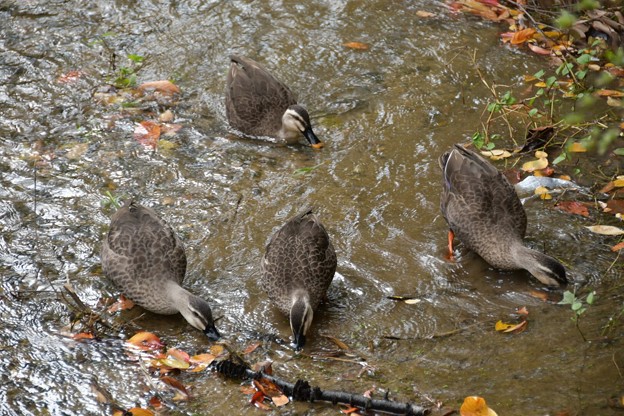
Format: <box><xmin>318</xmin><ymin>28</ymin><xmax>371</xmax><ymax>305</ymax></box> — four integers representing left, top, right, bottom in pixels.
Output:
<box><xmin>1</xmin><ymin>1</ymin><xmax>623</xmax><ymax>415</ymax></box>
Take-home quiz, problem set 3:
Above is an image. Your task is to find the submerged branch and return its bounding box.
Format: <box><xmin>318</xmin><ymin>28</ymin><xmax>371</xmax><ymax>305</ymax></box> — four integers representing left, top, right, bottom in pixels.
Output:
<box><xmin>212</xmin><ymin>359</ymin><xmax>429</xmax><ymax>415</ymax></box>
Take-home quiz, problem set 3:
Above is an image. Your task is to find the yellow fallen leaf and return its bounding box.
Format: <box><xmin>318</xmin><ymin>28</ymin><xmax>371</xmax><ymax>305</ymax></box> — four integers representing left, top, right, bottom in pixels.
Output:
<box><xmin>460</xmin><ymin>396</ymin><xmax>498</xmax><ymax>416</ymax></box>
<box><xmin>534</xmin><ymin>81</ymin><xmax>547</xmax><ymax>87</ymax></box>
<box><xmin>522</xmin><ymin>158</ymin><xmax>548</xmax><ymax>172</ymax></box>
<box><xmin>535</xmin><ymin>150</ymin><xmax>548</xmax><ymax>159</ymax></box>
<box><xmin>127</xmin><ymin>332</ymin><xmax>163</xmax><ymax>351</ymax></box>
<box><xmin>495</xmin><ymin>320</ymin><xmax>527</xmax><ymax>333</ymax></box>
<box><xmin>568</xmin><ymin>142</ymin><xmax>587</xmax><ymax>152</ymax></box>
<box><xmin>481</xmin><ymin>149</ymin><xmax>512</xmax><ymax>160</ymax></box>
<box><xmin>416</xmin><ymin>10</ymin><xmax>434</xmax><ymax>17</ymax></box>
<box><xmin>585</xmin><ymin>225</ymin><xmax>624</xmax><ymax>236</ymax></box>
<box><xmin>535</xmin><ymin>186</ymin><xmax>552</xmax><ymax>200</ymax></box>
<box><xmin>210</xmin><ymin>344</ymin><xmax>226</xmax><ymax>357</ymax></box>
<box><xmin>613</xmin><ymin>178</ymin><xmax>624</xmax><ymax>187</ymax></box>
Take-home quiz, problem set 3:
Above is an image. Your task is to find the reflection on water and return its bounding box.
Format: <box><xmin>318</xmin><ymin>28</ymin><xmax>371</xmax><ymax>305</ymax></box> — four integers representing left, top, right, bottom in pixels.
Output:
<box><xmin>1</xmin><ymin>0</ymin><xmax>622</xmax><ymax>415</ymax></box>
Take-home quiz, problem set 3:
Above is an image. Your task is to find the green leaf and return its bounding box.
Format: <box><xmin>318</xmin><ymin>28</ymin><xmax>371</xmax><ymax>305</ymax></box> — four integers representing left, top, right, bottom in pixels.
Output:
<box><xmin>576</xmin><ymin>69</ymin><xmax>587</xmax><ymax>80</ymax></box>
<box><xmin>528</xmin><ymin>108</ymin><xmax>538</xmax><ymax>117</ymax></box>
<box><xmin>553</xmin><ymin>153</ymin><xmax>567</xmax><ymax>165</ymax></box>
<box><xmin>555</xmin><ymin>10</ymin><xmax>577</xmax><ymax>29</ymax></box>
<box><xmin>572</xmin><ymin>301</ymin><xmax>583</xmax><ymax>311</ymax></box>
<box><xmin>485</xmin><ymin>142</ymin><xmax>495</xmax><ymax>150</ymax></box>
<box><xmin>127</xmin><ymin>53</ymin><xmax>145</xmax><ymax>63</ymax></box>
<box><xmin>613</xmin><ymin>148</ymin><xmax>624</xmax><ymax>156</ymax></box>
<box><xmin>559</xmin><ymin>291</ymin><xmax>576</xmax><ymax>305</ymax></box>
<box><xmin>471</xmin><ymin>132</ymin><xmax>485</xmax><ymax>149</ymax></box>
<box><xmin>546</xmin><ymin>76</ymin><xmax>557</xmax><ymax>88</ymax></box>
<box><xmin>586</xmin><ymin>291</ymin><xmax>595</xmax><ymax>305</ymax></box>
<box><xmin>576</xmin><ymin>54</ymin><xmax>592</xmax><ymax>65</ymax></box>
<box><xmin>536</xmin><ymin>88</ymin><xmax>544</xmax><ymax>97</ymax></box>
<box><xmin>533</xmin><ymin>69</ymin><xmax>545</xmax><ymax>79</ymax></box>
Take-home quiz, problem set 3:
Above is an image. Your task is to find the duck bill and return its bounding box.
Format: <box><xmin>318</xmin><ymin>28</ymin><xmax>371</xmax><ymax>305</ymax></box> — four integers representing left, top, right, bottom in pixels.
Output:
<box><xmin>303</xmin><ymin>127</ymin><xmax>323</xmax><ymax>149</ymax></box>
<box><xmin>204</xmin><ymin>324</ymin><xmax>221</xmax><ymax>341</ymax></box>
<box><xmin>293</xmin><ymin>333</ymin><xmax>306</xmax><ymax>351</ymax></box>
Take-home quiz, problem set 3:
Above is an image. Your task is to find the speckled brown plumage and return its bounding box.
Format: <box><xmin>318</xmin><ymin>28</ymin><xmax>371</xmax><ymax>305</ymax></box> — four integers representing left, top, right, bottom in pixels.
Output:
<box><xmin>101</xmin><ymin>201</ymin><xmax>220</xmax><ymax>337</ymax></box>
<box><xmin>440</xmin><ymin>144</ymin><xmax>566</xmax><ymax>286</ymax></box>
<box><xmin>225</xmin><ymin>55</ymin><xmax>321</xmax><ymax>146</ymax></box>
<box><xmin>261</xmin><ymin>208</ymin><xmax>336</xmax><ymax>319</ymax></box>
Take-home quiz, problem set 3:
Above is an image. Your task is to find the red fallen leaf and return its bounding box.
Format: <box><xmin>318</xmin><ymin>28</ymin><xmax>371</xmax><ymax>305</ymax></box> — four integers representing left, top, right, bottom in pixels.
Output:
<box><xmin>160</xmin><ymin>375</ymin><xmax>189</xmax><ymax>400</ymax></box>
<box><xmin>250</xmin><ymin>390</ymin><xmax>270</xmax><ymax>410</ymax></box>
<box><xmin>253</xmin><ymin>379</ymin><xmax>283</xmax><ymax>398</ymax></box>
<box><xmin>107</xmin><ymin>294</ymin><xmax>135</xmax><ymax>313</ymax></box>
<box><xmin>342</xmin><ymin>406</ymin><xmax>362</xmax><ymax>414</ymax></box>
<box><xmin>527</xmin><ymin>43</ymin><xmax>551</xmax><ymax>55</ymax></box>
<box><xmin>243</xmin><ymin>342</ymin><xmax>261</xmax><ymax>354</ymax></box>
<box><xmin>516</xmin><ymin>306</ymin><xmax>529</xmax><ymax>315</ymax></box>
<box><xmin>534</xmin><ymin>166</ymin><xmax>555</xmax><ymax>177</ymax></box>
<box><xmin>555</xmin><ymin>201</ymin><xmax>590</xmax><ymax>217</ymax></box>
<box><xmin>127</xmin><ymin>331</ymin><xmax>164</xmax><ymax>351</ymax></box>
<box><xmin>57</xmin><ymin>70</ymin><xmax>83</xmax><ymax>84</ymax></box>
<box><xmin>134</xmin><ymin>121</ymin><xmax>161</xmax><ymax>149</ymax></box>
<box><xmin>137</xmin><ymin>80</ymin><xmax>180</xmax><ymax>95</ymax></box>
<box><xmin>343</xmin><ymin>41</ymin><xmax>370</xmax><ymax>50</ymax></box>
<box><xmin>148</xmin><ymin>396</ymin><xmax>163</xmax><ymax>409</ymax></box>
<box><xmin>612</xmin><ymin>242</ymin><xmax>624</xmax><ymax>252</ymax></box>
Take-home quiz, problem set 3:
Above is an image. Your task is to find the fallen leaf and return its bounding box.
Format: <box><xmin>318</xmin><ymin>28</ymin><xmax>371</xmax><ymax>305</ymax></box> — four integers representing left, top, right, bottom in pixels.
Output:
<box><xmin>250</xmin><ymin>391</ymin><xmax>270</xmax><ymax>410</ymax></box>
<box><xmin>596</xmin><ymin>89</ymin><xmax>624</xmax><ymax>97</ymax></box>
<box><xmin>159</xmin><ymin>110</ymin><xmax>174</xmax><ymax>123</ymax></box>
<box><xmin>69</xmin><ymin>330</ymin><xmax>94</xmax><ymax>341</ymax></box>
<box><xmin>611</xmin><ymin>242</ymin><xmax>624</xmax><ymax>252</ymax></box>
<box><xmin>134</xmin><ymin>121</ymin><xmax>161</xmax><ymax>149</ymax></box>
<box><xmin>404</xmin><ymin>298</ymin><xmax>422</xmax><ymax>304</ymax></box>
<box><xmin>460</xmin><ymin>396</ymin><xmax>498</xmax><ymax>416</ymax></box>
<box><xmin>527</xmin><ymin>43</ymin><xmax>551</xmax><ymax>55</ymax></box>
<box><xmin>606</xmin><ymin>97</ymin><xmax>624</xmax><ymax>107</ymax></box>
<box><xmin>322</xmin><ymin>335</ymin><xmax>350</xmax><ymax>350</ymax></box>
<box><xmin>57</xmin><ymin>70</ymin><xmax>83</xmax><ymax>84</ymax></box>
<box><xmin>158</xmin><ymin>348</ymin><xmax>190</xmax><ymax>370</ymax></box>
<box><xmin>615</xmin><ymin>176</ymin><xmax>624</xmax><ymax>187</ymax></box>
<box><xmin>243</xmin><ymin>342</ymin><xmax>262</xmax><ymax>354</ymax></box>
<box><xmin>271</xmin><ymin>394</ymin><xmax>289</xmax><ymax>406</ymax></box>
<box><xmin>555</xmin><ymin>201</ymin><xmax>590</xmax><ymax>217</ymax></box>
<box><xmin>535</xmin><ymin>186</ymin><xmax>552</xmax><ymax>200</ymax></box>
<box><xmin>516</xmin><ymin>306</ymin><xmax>529</xmax><ymax>315</ymax></box>
<box><xmin>495</xmin><ymin>319</ymin><xmax>527</xmax><ymax>333</ymax></box>
<box><xmin>522</xmin><ymin>157</ymin><xmax>548</xmax><ymax>172</ymax></box>
<box><xmin>585</xmin><ymin>225</ymin><xmax>624</xmax><ymax>236</ymax></box>
<box><xmin>240</xmin><ymin>385</ymin><xmax>257</xmax><ymax>395</ymax></box>
<box><xmin>160</xmin><ymin>376</ymin><xmax>189</xmax><ymax>400</ymax></box>
<box><xmin>210</xmin><ymin>344</ymin><xmax>226</xmax><ymax>357</ymax></box>
<box><xmin>253</xmin><ymin>378</ymin><xmax>283</xmax><ymax>398</ymax></box>
<box><xmin>123</xmin><ymin>408</ymin><xmax>154</xmax><ymax>416</ymax></box>
<box><xmin>481</xmin><ymin>149</ymin><xmax>512</xmax><ymax>160</ymax></box>
<box><xmin>606</xmin><ymin>200</ymin><xmax>624</xmax><ymax>215</ymax></box>
<box><xmin>510</xmin><ymin>28</ymin><xmax>536</xmax><ymax>45</ymax></box>
<box><xmin>342</xmin><ymin>406</ymin><xmax>362</xmax><ymax>414</ymax></box>
<box><xmin>148</xmin><ymin>396</ymin><xmax>163</xmax><ymax>409</ymax></box>
<box><xmin>416</xmin><ymin>10</ymin><xmax>434</xmax><ymax>17</ymax></box>
<box><xmin>363</xmin><ymin>386</ymin><xmax>375</xmax><ymax>398</ymax></box>
<box><xmin>137</xmin><ymin>80</ymin><xmax>180</xmax><ymax>95</ymax></box>
<box><xmin>568</xmin><ymin>142</ymin><xmax>587</xmax><ymax>152</ymax></box>
<box><xmin>127</xmin><ymin>332</ymin><xmax>164</xmax><ymax>351</ymax></box>
<box><xmin>107</xmin><ymin>294</ymin><xmax>135</xmax><ymax>313</ymax></box>
<box><xmin>188</xmin><ymin>353</ymin><xmax>215</xmax><ymax>372</ymax></box>
<box><xmin>343</xmin><ymin>41</ymin><xmax>370</xmax><ymax>50</ymax></box>
<box><xmin>252</xmin><ymin>360</ymin><xmax>273</xmax><ymax>375</ymax></box>
<box><xmin>534</xmin><ymin>166</ymin><xmax>554</xmax><ymax>177</ymax></box>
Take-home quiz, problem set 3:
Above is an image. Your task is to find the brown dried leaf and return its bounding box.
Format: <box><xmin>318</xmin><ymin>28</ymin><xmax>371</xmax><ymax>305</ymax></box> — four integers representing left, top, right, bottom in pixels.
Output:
<box><xmin>510</xmin><ymin>28</ymin><xmax>536</xmax><ymax>44</ymax></box>
<box><xmin>611</xmin><ymin>242</ymin><xmax>624</xmax><ymax>252</ymax></box>
<box><xmin>134</xmin><ymin>121</ymin><xmax>161</xmax><ymax>149</ymax></box>
<box><xmin>137</xmin><ymin>80</ymin><xmax>181</xmax><ymax>95</ymax></box>
<box><xmin>73</xmin><ymin>332</ymin><xmax>95</xmax><ymax>341</ymax></box>
<box><xmin>596</xmin><ymin>89</ymin><xmax>624</xmax><ymax>97</ymax></box>
<box><xmin>555</xmin><ymin>201</ymin><xmax>590</xmax><ymax>217</ymax></box>
<box><xmin>125</xmin><ymin>408</ymin><xmax>154</xmax><ymax>416</ymax></box>
<box><xmin>240</xmin><ymin>385</ymin><xmax>257</xmax><ymax>395</ymax></box>
<box><xmin>272</xmin><ymin>394</ymin><xmax>290</xmax><ymax>407</ymax></box>
<box><xmin>585</xmin><ymin>225</ymin><xmax>624</xmax><ymax>235</ymax></box>
<box><xmin>527</xmin><ymin>43</ymin><xmax>551</xmax><ymax>55</ymax></box>
<box><xmin>160</xmin><ymin>376</ymin><xmax>189</xmax><ymax>400</ymax></box>
<box><xmin>343</xmin><ymin>42</ymin><xmax>370</xmax><ymax>50</ymax></box>
<box><xmin>606</xmin><ymin>199</ymin><xmax>624</xmax><ymax>215</ymax></box>
<box><xmin>322</xmin><ymin>335</ymin><xmax>350</xmax><ymax>350</ymax></box>
<box><xmin>243</xmin><ymin>342</ymin><xmax>262</xmax><ymax>354</ymax></box>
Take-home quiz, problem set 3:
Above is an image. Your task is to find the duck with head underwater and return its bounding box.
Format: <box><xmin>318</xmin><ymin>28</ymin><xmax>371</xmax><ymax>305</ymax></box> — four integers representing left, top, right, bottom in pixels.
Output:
<box><xmin>439</xmin><ymin>144</ymin><xmax>567</xmax><ymax>287</ymax></box>
<box><xmin>261</xmin><ymin>208</ymin><xmax>336</xmax><ymax>350</ymax></box>
<box><xmin>101</xmin><ymin>201</ymin><xmax>220</xmax><ymax>340</ymax></box>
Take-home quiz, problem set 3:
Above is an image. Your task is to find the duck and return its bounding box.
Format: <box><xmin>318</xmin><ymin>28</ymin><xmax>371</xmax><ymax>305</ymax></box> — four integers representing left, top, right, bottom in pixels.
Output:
<box><xmin>225</xmin><ymin>54</ymin><xmax>323</xmax><ymax>148</ymax></box>
<box><xmin>101</xmin><ymin>201</ymin><xmax>220</xmax><ymax>339</ymax></box>
<box><xmin>439</xmin><ymin>144</ymin><xmax>567</xmax><ymax>287</ymax></box>
<box><xmin>261</xmin><ymin>208</ymin><xmax>337</xmax><ymax>350</ymax></box>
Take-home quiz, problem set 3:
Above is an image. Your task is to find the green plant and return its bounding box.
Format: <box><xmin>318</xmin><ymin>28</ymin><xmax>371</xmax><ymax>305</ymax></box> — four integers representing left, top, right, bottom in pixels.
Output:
<box><xmin>101</xmin><ymin>191</ymin><xmax>122</xmax><ymax>209</ymax></box>
<box><xmin>559</xmin><ymin>290</ymin><xmax>596</xmax><ymax>341</ymax></box>
<box><xmin>112</xmin><ymin>54</ymin><xmax>145</xmax><ymax>88</ymax></box>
